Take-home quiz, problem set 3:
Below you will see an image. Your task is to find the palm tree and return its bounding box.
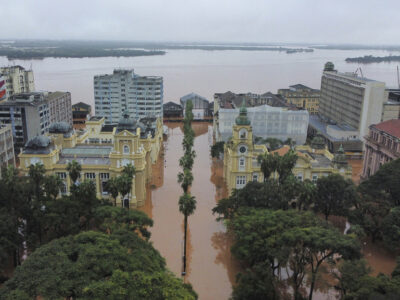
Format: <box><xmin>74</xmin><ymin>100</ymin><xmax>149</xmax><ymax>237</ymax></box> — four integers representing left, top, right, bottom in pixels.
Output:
<box><xmin>66</xmin><ymin>160</ymin><xmax>82</xmax><ymax>185</ymax></box>
<box><xmin>177</xmin><ymin>169</ymin><xmax>194</xmax><ymax>193</ymax></box>
<box><xmin>43</xmin><ymin>175</ymin><xmax>64</xmax><ymax>200</ymax></box>
<box><xmin>106</xmin><ymin>177</ymin><xmax>120</xmax><ymax>206</ymax></box>
<box><xmin>178</xmin><ymin>192</ymin><xmax>197</xmax><ymax>275</ymax></box>
<box><xmin>257</xmin><ymin>152</ymin><xmax>278</xmax><ymax>181</ymax></box>
<box><xmin>122</xmin><ymin>163</ymin><xmax>136</xmax><ymax>179</ymax></box>
<box><xmin>118</xmin><ymin>174</ymin><xmax>132</xmax><ymax>208</ymax></box>
<box><xmin>28</xmin><ymin>163</ymin><xmax>46</xmax><ymax>200</ymax></box>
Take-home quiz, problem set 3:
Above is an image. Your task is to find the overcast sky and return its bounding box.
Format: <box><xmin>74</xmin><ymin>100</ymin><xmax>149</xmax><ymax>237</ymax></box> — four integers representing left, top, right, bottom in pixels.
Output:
<box><xmin>1</xmin><ymin>0</ymin><xmax>400</xmax><ymax>44</ymax></box>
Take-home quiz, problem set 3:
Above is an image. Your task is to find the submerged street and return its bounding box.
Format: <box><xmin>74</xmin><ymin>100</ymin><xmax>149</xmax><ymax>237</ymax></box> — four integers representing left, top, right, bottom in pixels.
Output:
<box><xmin>141</xmin><ymin>122</ymin><xmax>239</xmax><ymax>300</ymax></box>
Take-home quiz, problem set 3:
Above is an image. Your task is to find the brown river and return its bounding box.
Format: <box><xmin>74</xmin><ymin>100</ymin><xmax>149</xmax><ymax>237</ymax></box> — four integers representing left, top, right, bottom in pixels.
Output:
<box><xmin>141</xmin><ymin>122</ymin><xmax>397</xmax><ymax>300</ymax></box>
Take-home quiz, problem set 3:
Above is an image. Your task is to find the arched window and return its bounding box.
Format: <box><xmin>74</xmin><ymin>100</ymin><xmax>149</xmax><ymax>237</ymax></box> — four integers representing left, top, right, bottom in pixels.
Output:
<box><xmin>123</xmin><ymin>145</ymin><xmax>130</xmax><ymax>154</ymax></box>
<box><xmin>239</xmin><ymin>129</ymin><xmax>247</xmax><ymax>139</ymax></box>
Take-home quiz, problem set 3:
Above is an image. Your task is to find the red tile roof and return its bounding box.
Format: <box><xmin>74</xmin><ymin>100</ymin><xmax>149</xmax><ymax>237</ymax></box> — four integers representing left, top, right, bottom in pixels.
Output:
<box><xmin>373</xmin><ymin>119</ymin><xmax>400</xmax><ymax>139</ymax></box>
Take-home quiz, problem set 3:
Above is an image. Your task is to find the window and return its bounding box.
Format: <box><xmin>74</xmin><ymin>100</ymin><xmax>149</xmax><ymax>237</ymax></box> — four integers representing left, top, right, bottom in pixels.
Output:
<box><xmin>236</xmin><ymin>176</ymin><xmax>246</xmax><ymax>188</ymax></box>
<box><xmin>239</xmin><ymin>129</ymin><xmax>247</xmax><ymax>139</ymax></box>
<box><xmin>297</xmin><ymin>172</ymin><xmax>303</xmax><ymax>181</ymax></box>
<box><xmin>239</xmin><ymin>157</ymin><xmax>245</xmax><ymax>171</ymax></box>
<box><xmin>123</xmin><ymin>145</ymin><xmax>130</xmax><ymax>154</ymax></box>
<box><xmin>252</xmin><ymin>173</ymin><xmax>258</xmax><ymax>182</ymax></box>
<box><xmin>85</xmin><ymin>173</ymin><xmax>96</xmax><ymax>180</ymax></box>
<box><xmin>60</xmin><ymin>182</ymin><xmax>67</xmax><ymax>195</ymax></box>
<box><xmin>100</xmin><ymin>173</ymin><xmax>109</xmax><ymax>180</ymax></box>
<box><xmin>312</xmin><ymin>174</ymin><xmax>318</xmax><ymax>183</ymax></box>
<box><xmin>57</xmin><ymin>172</ymin><xmax>67</xmax><ymax>179</ymax></box>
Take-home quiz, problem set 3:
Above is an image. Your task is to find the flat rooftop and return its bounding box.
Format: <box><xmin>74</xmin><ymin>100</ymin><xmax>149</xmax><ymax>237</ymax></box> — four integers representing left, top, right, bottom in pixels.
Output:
<box><xmin>61</xmin><ymin>145</ymin><xmax>112</xmax><ymax>157</ymax></box>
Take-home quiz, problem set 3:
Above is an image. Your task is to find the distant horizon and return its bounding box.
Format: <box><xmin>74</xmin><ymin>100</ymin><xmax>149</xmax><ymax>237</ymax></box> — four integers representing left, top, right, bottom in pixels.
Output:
<box><xmin>1</xmin><ymin>39</ymin><xmax>400</xmax><ymax>48</ymax></box>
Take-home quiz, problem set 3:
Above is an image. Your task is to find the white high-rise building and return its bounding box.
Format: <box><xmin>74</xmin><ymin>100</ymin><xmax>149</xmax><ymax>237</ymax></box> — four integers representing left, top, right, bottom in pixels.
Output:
<box><xmin>94</xmin><ymin>69</ymin><xmax>163</xmax><ymax>124</ymax></box>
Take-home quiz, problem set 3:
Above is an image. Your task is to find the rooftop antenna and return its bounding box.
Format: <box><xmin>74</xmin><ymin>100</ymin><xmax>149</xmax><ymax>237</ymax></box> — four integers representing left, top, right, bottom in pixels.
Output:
<box><xmin>397</xmin><ymin>66</ymin><xmax>400</xmax><ymax>89</ymax></box>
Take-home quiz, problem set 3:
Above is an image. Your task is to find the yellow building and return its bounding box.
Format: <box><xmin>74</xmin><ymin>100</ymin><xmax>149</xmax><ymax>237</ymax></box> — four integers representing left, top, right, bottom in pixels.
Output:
<box><xmin>223</xmin><ymin>104</ymin><xmax>352</xmax><ymax>193</ymax></box>
<box><xmin>18</xmin><ymin>112</ymin><xmax>163</xmax><ymax>208</ymax></box>
<box><xmin>278</xmin><ymin>84</ymin><xmax>320</xmax><ymax>115</ymax></box>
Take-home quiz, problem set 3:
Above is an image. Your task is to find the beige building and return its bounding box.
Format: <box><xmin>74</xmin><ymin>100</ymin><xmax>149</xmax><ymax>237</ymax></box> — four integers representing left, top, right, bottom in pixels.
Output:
<box><xmin>278</xmin><ymin>84</ymin><xmax>320</xmax><ymax>114</ymax></box>
<box><xmin>362</xmin><ymin>119</ymin><xmax>400</xmax><ymax>180</ymax></box>
<box><xmin>0</xmin><ymin>124</ymin><xmax>15</xmax><ymax>175</ymax></box>
<box><xmin>46</xmin><ymin>92</ymin><xmax>73</xmax><ymax>125</ymax></box>
<box><xmin>18</xmin><ymin>113</ymin><xmax>163</xmax><ymax>208</ymax></box>
<box><xmin>223</xmin><ymin>104</ymin><xmax>351</xmax><ymax>193</ymax></box>
<box><xmin>0</xmin><ymin>66</ymin><xmax>35</xmax><ymax>101</ymax></box>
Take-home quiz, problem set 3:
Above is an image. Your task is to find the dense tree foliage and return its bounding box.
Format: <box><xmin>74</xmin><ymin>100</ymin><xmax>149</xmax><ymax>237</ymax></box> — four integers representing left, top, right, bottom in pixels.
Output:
<box><xmin>210</xmin><ymin>141</ymin><xmax>225</xmax><ymax>158</ymax></box>
<box><xmin>257</xmin><ymin>148</ymin><xmax>297</xmax><ymax>183</ymax></box>
<box><xmin>0</xmin><ymin>162</ymin><xmax>196</xmax><ymax>299</ymax></box>
<box><xmin>0</xmin><ymin>230</ymin><xmax>196</xmax><ymax>299</ymax></box>
<box><xmin>349</xmin><ymin>159</ymin><xmax>400</xmax><ymax>248</ymax></box>
<box><xmin>313</xmin><ymin>174</ymin><xmax>356</xmax><ymax>220</ymax></box>
<box><xmin>229</xmin><ymin>209</ymin><xmax>360</xmax><ymax>300</ymax></box>
<box><xmin>335</xmin><ymin>259</ymin><xmax>400</xmax><ymax>300</ymax></box>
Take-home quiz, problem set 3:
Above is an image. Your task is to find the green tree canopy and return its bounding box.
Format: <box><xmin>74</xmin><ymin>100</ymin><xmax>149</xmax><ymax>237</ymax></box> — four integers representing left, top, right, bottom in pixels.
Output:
<box><xmin>314</xmin><ymin>173</ymin><xmax>356</xmax><ymax>220</ymax></box>
<box><xmin>0</xmin><ymin>230</ymin><xmax>197</xmax><ymax>299</ymax></box>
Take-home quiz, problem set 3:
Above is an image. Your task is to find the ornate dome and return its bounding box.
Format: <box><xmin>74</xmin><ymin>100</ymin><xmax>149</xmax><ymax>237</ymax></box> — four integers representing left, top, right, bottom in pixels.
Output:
<box><xmin>310</xmin><ymin>135</ymin><xmax>326</xmax><ymax>149</ymax></box>
<box><xmin>235</xmin><ymin>100</ymin><xmax>251</xmax><ymax>126</ymax></box>
<box><xmin>116</xmin><ymin>110</ymin><xmax>138</xmax><ymax>133</ymax></box>
<box><xmin>324</xmin><ymin>62</ymin><xmax>335</xmax><ymax>71</ymax></box>
<box><xmin>49</xmin><ymin>122</ymin><xmax>72</xmax><ymax>134</ymax></box>
<box><xmin>25</xmin><ymin>136</ymin><xmax>51</xmax><ymax>149</ymax></box>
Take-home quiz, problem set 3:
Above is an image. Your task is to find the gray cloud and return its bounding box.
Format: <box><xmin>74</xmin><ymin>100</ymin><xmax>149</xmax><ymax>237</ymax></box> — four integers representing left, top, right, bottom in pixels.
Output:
<box><xmin>1</xmin><ymin>0</ymin><xmax>400</xmax><ymax>44</ymax></box>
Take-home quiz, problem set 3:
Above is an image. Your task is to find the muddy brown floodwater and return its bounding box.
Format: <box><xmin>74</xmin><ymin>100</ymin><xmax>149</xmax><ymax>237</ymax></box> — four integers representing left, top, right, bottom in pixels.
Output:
<box><xmin>140</xmin><ymin>122</ymin><xmax>240</xmax><ymax>300</ymax></box>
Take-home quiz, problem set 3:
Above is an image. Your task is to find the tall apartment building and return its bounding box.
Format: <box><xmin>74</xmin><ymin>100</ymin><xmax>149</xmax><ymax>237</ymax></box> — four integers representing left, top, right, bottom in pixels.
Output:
<box><xmin>0</xmin><ymin>124</ymin><xmax>15</xmax><ymax>175</ymax></box>
<box><xmin>0</xmin><ymin>91</ymin><xmax>72</xmax><ymax>150</ymax></box>
<box><xmin>94</xmin><ymin>69</ymin><xmax>163</xmax><ymax>124</ymax></box>
<box><xmin>309</xmin><ymin>63</ymin><xmax>386</xmax><ymax>152</ymax></box>
<box><xmin>278</xmin><ymin>84</ymin><xmax>320</xmax><ymax>114</ymax></box>
<box><xmin>0</xmin><ymin>66</ymin><xmax>35</xmax><ymax>101</ymax></box>
<box><xmin>0</xmin><ymin>75</ymin><xmax>6</xmax><ymax>101</ymax></box>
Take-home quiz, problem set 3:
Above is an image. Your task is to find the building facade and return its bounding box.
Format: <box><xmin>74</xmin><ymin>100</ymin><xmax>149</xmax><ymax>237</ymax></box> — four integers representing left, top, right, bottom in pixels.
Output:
<box><xmin>278</xmin><ymin>84</ymin><xmax>320</xmax><ymax>114</ymax></box>
<box><xmin>0</xmin><ymin>75</ymin><xmax>6</xmax><ymax>101</ymax></box>
<box><xmin>0</xmin><ymin>124</ymin><xmax>15</xmax><ymax>175</ymax></box>
<box><xmin>94</xmin><ymin>69</ymin><xmax>163</xmax><ymax>124</ymax></box>
<box><xmin>362</xmin><ymin>119</ymin><xmax>400</xmax><ymax>179</ymax></box>
<box><xmin>309</xmin><ymin>63</ymin><xmax>386</xmax><ymax>152</ymax></box>
<box><xmin>18</xmin><ymin>113</ymin><xmax>163</xmax><ymax>207</ymax></box>
<box><xmin>223</xmin><ymin>105</ymin><xmax>351</xmax><ymax>194</ymax></box>
<box><xmin>0</xmin><ymin>92</ymin><xmax>72</xmax><ymax>151</ymax></box>
<box><xmin>216</xmin><ymin>104</ymin><xmax>309</xmax><ymax>145</ymax></box>
<box><xmin>163</xmin><ymin>101</ymin><xmax>183</xmax><ymax>118</ymax></box>
<box><xmin>382</xmin><ymin>89</ymin><xmax>400</xmax><ymax>122</ymax></box>
<box><xmin>72</xmin><ymin>102</ymin><xmax>92</xmax><ymax>129</ymax></box>
<box><xmin>0</xmin><ymin>66</ymin><xmax>35</xmax><ymax>101</ymax></box>
<box><xmin>47</xmin><ymin>92</ymin><xmax>73</xmax><ymax>125</ymax></box>
<box><xmin>180</xmin><ymin>93</ymin><xmax>210</xmax><ymax>120</ymax></box>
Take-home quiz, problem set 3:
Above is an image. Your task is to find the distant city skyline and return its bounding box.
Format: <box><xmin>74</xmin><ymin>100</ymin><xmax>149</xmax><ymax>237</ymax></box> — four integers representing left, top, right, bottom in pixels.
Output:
<box><xmin>1</xmin><ymin>0</ymin><xmax>400</xmax><ymax>45</ymax></box>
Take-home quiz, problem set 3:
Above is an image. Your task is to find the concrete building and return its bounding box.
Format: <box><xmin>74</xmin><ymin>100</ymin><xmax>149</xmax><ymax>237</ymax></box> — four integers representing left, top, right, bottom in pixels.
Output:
<box><xmin>180</xmin><ymin>93</ymin><xmax>210</xmax><ymax>120</ymax></box>
<box><xmin>0</xmin><ymin>92</ymin><xmax>72</xmax><ymax>151</ymax></box>
<box><xmin>72</xmin><ymin>102</ymin><xmax>92</xmax><ymax>130</ymax></box>
<box><xmin>94</xmin><ymin>69</ymin><xmax>163</xmax><ymax>124</ymax></box>
<box><xmin>278</xmin><ymin>84</ymin><xmax>320</xmax><ymax>114</ymax></box>
<box><xmin>0</xmin><ymin>66</ymin><xmax>35</xmax><ymax>101</ymax></box>
<box><xmin>223</xmin><ymin>104</ymin><xmax>351</xmax><ymax>193</ymax></box>
<box><xmin>361</xmin><ymin>119</ymin><xmax>400</xmax><ymax>180</ymax></box>
<box><xmin>163</xmin><ymin>101</ymin><xmax>183</xmax><ymax>118</ymax></box>
<box><xmin>0</xmin><ymin>124</ymin><xmax>15</xmax><ymax>174</ymax></box>
<box><xmin>309</xmin><ymin>63</ymin><xmax>386</xmax><ymax>152</ymax></box>
<box><xmin>18</xmin><ymin>113</ymin><xmax>163</xmax><ymax>207</ymax></box>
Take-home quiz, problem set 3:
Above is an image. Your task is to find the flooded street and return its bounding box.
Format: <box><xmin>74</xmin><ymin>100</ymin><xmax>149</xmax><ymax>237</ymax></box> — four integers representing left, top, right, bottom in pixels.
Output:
<box><xmin>141</xmin><ymin>122</ymin><xmax>240</xmax><ymax>300</ymax></box>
